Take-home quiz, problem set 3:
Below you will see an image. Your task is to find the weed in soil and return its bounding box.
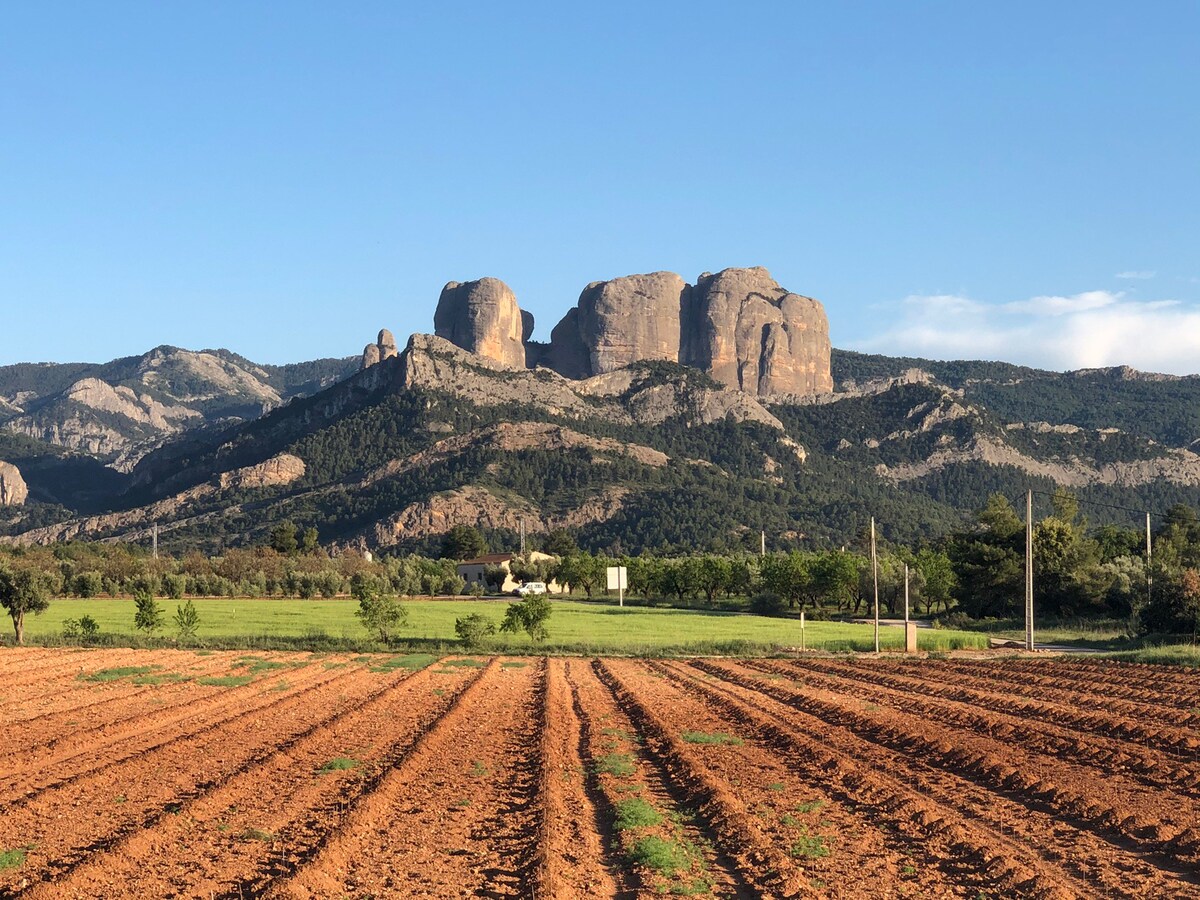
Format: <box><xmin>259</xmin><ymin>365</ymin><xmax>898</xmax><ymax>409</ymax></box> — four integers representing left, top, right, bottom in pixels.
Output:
<box><xmin>680</xmin><ymin>731</ymin><xmax>743</xmax><ymax>746</ymax></box>
<box><xmin>614</xmin><ymin>798</ymin><xmax>663</xmax><ymax>830</ymax></box>
<box><xmin>594</xmin><ymin>753</ymin><xmax>636</xmax><ymax>777</ymax></box>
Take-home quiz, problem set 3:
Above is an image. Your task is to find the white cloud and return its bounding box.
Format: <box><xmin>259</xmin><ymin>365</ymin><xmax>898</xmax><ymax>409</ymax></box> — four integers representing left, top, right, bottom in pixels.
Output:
<box><xmin>1002</xmin><ymin>290</ymin><xmax>1120</xmax><ymax>316</ymax></box>
<box><xmin>856</xmin><ymin>289</ymin><xmax>1200</xmax><ymax>374</ymax></box>
<box><xmin>1116</xmin><ymin>270</ymin><xmax>1156</xmax><ymax>279</ymax></box>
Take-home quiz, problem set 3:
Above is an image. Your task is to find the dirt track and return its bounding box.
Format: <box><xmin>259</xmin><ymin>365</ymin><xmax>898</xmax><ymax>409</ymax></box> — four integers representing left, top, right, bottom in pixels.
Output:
<box><xmin>1</xmin><ymin>648</ymin><xmax>1197</xmax><ymax>898</ymax></box>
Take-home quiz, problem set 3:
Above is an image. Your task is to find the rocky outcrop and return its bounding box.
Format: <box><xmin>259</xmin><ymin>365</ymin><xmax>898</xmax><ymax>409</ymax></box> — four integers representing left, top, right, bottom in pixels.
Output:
<box><xmin>690</xmin><ymin>267</ymin><xmax>833</xmax><ymax>396</ymax></box>
<box><xmin>541</xmin><ymin>266</ymin><xmax>832</xmax><ymax>397</ymax></box>
<box><xmin>361</xmin><ymin>329</ymin><xmax>399</xmax><ymax>369</ymax></box>
<box><xmin>434</xmin><ymin>278</ymin><xmax>526</xmax><ymax>368</ymax></box>
<box><xmin>576</xmin><ymin>272</ymin><xmax>690</xmax><ymax>374</ymax></box>
<box><xmin>378</xmin><ymin>329</ymin><xmax>399</xmax><ymax>360</ymax></box>
<box><xmin>399</xmin><ymin>334</ymin><xmax>788</xmax><ymax>432</ymax></box>
<box><xmin>217</xmin><ymin>453</ymin><xmax>306</xmax><ymax>490</ymax></box>
<box><xmin>0</xmin><ymin>461</ymin><xmax>28</xmax><ymax>506</ymax></box>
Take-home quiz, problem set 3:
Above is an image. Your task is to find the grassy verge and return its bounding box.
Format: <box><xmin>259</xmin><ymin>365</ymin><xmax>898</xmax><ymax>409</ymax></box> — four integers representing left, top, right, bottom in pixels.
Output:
<box><xmin>9</xmin><ymin>598</ymin><xmax>988</xmax><ymax>656</ymax></box>
<box><xmin>1098</xmin><ymin>644</ymin><xmax>1200</xmax><ymax>666</ymax></box>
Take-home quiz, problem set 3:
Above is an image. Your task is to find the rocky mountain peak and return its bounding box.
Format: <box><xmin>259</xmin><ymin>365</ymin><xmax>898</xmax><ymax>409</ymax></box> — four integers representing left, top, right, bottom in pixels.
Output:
<box><xmin>434</xmin><ymin>278</ymin><xmax>526</xmax><ymax>369</ymax></box>
<box><xmin>540</xmin><ymin>265</ymin><xmax>832</xmax><ymax>397</ymax></box>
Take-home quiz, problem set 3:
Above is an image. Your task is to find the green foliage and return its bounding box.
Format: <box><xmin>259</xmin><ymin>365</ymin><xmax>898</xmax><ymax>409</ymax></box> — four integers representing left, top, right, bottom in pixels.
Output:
<box><xmin>134</xmin><ymin>590</ymin><xmax>165</xmax><ymax>634</ymax></box>
<box><xmin>62</xmin><ymin>615</ymin><xmax>100</xmax><ymax>641</ymax></box>
<box><xmin>679</xmin><ymin>731</ymin><xmax>743</xmax><ymax>746</ymax></box>
<box><xmin>499</xmin><ymin>593</ymin><xmax>551</xmax><ymax>642</ymax></box>
<box><xmin>0</xmin><ymin>563</ymin><xmax>51</xmax><ymax>643</ymax></box>
<box><xmin>173</xmin><ymin>599</ymin><xmax>201</xmax><ymax>640</ymax></box>
<box><xmin>0</xmin><ymin>848</ymin><xmax>26</xmax><ymax>870</ymax></box>
<box><xmin>318</xmin><ymin>757</ymin><xmax>357</xmax><ymax>773</ymax></box>
<box><xmin>454</xmin><ymin>612</ymin><xmax>496</xmax><ymax>648</ymax></box>
<box><xmin>269</xmin><ymin>521</ymin><xmax>299</xmax><ymax>555</ymax></box>
<box><xmin>594</xmin><ymin>753</ymin><xmax>636</xmax><ymax>777</ymax></box>
<box><xmin>614</xmin><ymin>798</ymin><xmax>663</xmax><ymax>830</ymax></box>
<box><xmin>353</xmin><ymin>581</ymin><xmax>408</xmax><ymax>643</ymax></box>
<box><xmin>442</xmin><ymin>525</ymin><xmax>487</xmax><ymax>561</ymax></box>
<box><xmin>626</xmin><ymin>836</ymin><xmax>692</xmax><ymax>876</ymax></box>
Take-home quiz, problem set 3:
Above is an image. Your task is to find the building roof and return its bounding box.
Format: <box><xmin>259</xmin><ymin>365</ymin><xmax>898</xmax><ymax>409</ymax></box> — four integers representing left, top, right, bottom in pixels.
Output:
<box><xmin>457</xmin><ymin>553</ymin><xmax>515</xmax><ymax>566</ymax></box>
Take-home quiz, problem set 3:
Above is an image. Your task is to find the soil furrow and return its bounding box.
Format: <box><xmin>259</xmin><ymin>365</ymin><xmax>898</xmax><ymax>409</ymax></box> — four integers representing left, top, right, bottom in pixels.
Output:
<box><xmin>780</xmin><ymin>657</ymin><xmax>1200</xmax><ymax>761</ymax></box>
<box><xmin>21</xmin><ymin>663</ymin><xmax>479</xmax><ymax>899</ymax></box>
<box><xmin>2</xmin><ymin>661</ymin><xmax>413</xmax><ymax>895</ymax></box>
<box><xmin>0</xmin><ymin>661</ymin><xmax>354</xmax><ymax>805</ymax></box>
<box><xmin>532</xmin><ymin>659</ymin><xmax>622</xmax><ymax>899</ymax></box>
<box><xmin>262</xmin><ymin>658</ymin><xmax>544</xmax><ymax>899</ymax></box>
<box><xmin>748</xmin><ymin>659</ymin><xmax>1200</xmax><ymax>800</ymax></box>
<box><xmin>719</xmin><ymin>661</ymin><xmax>1200</xmax><ymax>873</ymax></box>
<box><xmin>687</xmin><ymin>659</ymin><xmax>1187</xmax><ymax>898</ymax></box>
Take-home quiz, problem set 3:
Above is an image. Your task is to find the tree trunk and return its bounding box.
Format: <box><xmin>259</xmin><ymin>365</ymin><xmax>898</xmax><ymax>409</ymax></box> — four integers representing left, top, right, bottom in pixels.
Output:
<box><xmin>13</xmin><ymin>610</ymin><xmax>24</xmax><ymax>645</ymax></box>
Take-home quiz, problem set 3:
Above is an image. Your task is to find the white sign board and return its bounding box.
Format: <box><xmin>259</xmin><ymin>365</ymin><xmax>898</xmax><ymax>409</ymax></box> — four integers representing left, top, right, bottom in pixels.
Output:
<box><xmin>606</xmin><ymin>566</ymin><xmax>628</xmax><ymax>590</ymax></box>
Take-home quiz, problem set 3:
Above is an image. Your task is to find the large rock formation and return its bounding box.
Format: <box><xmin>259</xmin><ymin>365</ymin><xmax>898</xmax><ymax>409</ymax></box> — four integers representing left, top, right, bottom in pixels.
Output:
<box><xmin>540</xmin><ymin>266</ymin><xmax>832</xmax><ymax>396</ymax></box>
<box><xmin>576</xmin><ymin>271</ymin><xmax>690</xmax><ymax>375</ymax></box>
<box><xmin>434</xmin><ymin>278</ymin><xmax>526</xmax><ymax>369</ymax></box>
<box><xmin>691</xmin><ymin>267</ymin><xmax>833</xmax><ymax>396</ymax></box>
<box><xmin>361</xmin><ymin>328</ymin><xmax>400</xmax><ymax>369</ymax></box>
<box><xmin>0</xmin><ymin>461</ymin><xmax>29</xmax><ymax>506</ymax></box>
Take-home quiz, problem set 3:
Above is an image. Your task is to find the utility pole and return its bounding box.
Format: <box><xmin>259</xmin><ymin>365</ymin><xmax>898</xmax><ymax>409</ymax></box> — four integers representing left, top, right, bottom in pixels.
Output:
<box><xmin>1146</xmin><ymin>512</ymin><xmax>1153</xmax><ymax>613</ymax></box>
<box><xmin>152</xmin><ymin>522</ymin><xmax>158</xmax><ymax>561</ymax></box>
<box><xmin>760</xmin><ymin>530</ymin><xmax>766</xmax><ymax>558</ymax></box>
<box><xmin>520</xmin><ymin>519</ymin><xmax>526</xmax><ymax>557</ymax></box>
<box><xmin>871</xmin><ymin>517</ymin><xmax>880</xmax><ymax>654</ymax></box>
<box><xmin>1025</xmin><ymin>490</ymin><xmax>1034</xmax><ymax>652</ymax></box>
<box><xmin>904</xmin><ymin>562</ymin><xmax>910</xmax><ymax>625</ymax></box>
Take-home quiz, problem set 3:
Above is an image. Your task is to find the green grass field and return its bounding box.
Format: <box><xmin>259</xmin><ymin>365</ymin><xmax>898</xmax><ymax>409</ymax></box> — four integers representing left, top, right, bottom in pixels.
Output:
<box><xmin>15</xmin><ymin>597</ymin><xmax>989</xmax><ymax>655</ymax></box>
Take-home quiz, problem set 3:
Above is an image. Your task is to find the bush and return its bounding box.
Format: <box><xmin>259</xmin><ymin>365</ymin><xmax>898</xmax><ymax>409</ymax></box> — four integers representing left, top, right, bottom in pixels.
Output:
<box><xmin>174</xmin><ymin>599</ymin><xmax>201</xmax><ymax>640</ymax></box>
<box><xmin>499</xmin><ymin>593</ymin><xmax>552</xmax><ymax>642</ymax></box>
<box><xmin>354</xmin><ymin>581</ymin><xmax>407</xmax><ymax>643</ymax></box>
<box><xmin>62</xmin><ymin>615</ymin><xmax>100</xmax><ymax>642</ymax></box>
<box><xmin>750</xmin><ymin>592</ymin><xmax>787</xmax><ymax>617</ymax></box>
<box><xmin>163</xmin><ymin>574</ymin><xmax>187</xmax><ymax>600</ymax></box>
<box><xmin>455</xmin><ymin>613</ymin><xmax>496</xmax><ymax>648</ymax></box>
<box><xmin>134</xmin><ymin>590</ymin><xmax>165</xmax><ymax>634</ymax></box>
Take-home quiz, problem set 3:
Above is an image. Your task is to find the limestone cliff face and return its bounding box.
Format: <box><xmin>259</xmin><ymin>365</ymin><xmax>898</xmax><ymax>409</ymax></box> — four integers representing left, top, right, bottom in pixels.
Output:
<box><xmin>576</xmin><ymin>272</ymin><xmax>690</xmax><ymax>375</ymax></box>
<box><xmin>0</xmin><ymin>461</ymin><xmax>28</xmax><ymax>506</ymax></box>
<box><xmin>541</xmin><ymin>266</ymin><xmax>832</xmax><ymax>396</ymax></box>
<box><xmin>434</xmin><ymin>278</ymin><xmax>526</xmax><ymax>369</ymax></box>
<box><xmin>690</xmin><ymin>267</ymin><xmax>833</xmax><ymax>396</ymax></box>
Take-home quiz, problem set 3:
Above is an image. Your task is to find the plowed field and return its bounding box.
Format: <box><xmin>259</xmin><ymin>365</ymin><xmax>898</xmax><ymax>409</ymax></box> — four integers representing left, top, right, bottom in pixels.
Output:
<box><xmin>1</xmin><ymin>648</ymin><xmax>1197</xmax><ymax>898</ymax></box>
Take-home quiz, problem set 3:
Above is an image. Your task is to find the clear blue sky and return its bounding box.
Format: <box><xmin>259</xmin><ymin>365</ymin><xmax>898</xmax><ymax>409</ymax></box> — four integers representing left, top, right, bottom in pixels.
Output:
<box><xmin>3</xmin><ymin>2</ymin><xmax>1198</xmax><ymax>372</ymax></box>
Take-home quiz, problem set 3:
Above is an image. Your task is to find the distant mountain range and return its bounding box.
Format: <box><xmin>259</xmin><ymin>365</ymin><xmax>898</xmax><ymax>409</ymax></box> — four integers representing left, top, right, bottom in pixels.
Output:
<box><xmin>3</xmin><ymin>338</ymin><xmax>1200</xmax><ymax>555</ymax></box>
<box><xmin>4</xmin><ymin>269</ymin><xmax>1200</xmax><ymax>554</ymax></box>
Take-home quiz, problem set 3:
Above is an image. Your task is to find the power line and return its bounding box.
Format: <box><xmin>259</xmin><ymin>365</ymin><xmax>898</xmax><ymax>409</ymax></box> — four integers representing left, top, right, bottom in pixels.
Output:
<box><xmin>1027</xmin><ymin>489</ymin><xmax>1178</xmax><ymax>522</ymax></box>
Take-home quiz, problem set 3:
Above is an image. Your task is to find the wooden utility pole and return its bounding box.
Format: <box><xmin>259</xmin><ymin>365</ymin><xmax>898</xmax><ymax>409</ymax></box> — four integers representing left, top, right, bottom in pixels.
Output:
<box><xmin>871</xmin><ymin>517</ymin><xmax>880</xmax><ymax>653</ymax></box>
<box><xmin>1146</xmin><ymin>512</ymin><xmax>1153</xmax><ymax>612</ymax></box>
<box><xmin>761</xmin><ymin>530</ymin><xmax>766</xmax><ymax>558</ymax></box>
<box><xmin>1025</xmin><ymin>490</ymin><xmax>1034</xmax><ymax>652</ymax></box>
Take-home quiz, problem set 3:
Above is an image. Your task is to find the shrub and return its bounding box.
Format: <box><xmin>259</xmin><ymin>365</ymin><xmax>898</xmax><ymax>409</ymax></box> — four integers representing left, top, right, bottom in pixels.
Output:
<box><xmin>174</xmin><ymin>599</ymin><xmax>200</xmax><ymax>640</ymax></box>
<box><xmin>750</xmin><ymin>592</ymin><xmax>787</xmax><ymax>617</ymax></box>
<box><xmin>499</xmin><ymin>593</ymin><xmax>551</xmax><ymax>642</ymax></box>
<box><xmin>454</xmin><ymin>613</ymin><xmax>496</xmax><ymax>648</ymax></box>
<box><xmin>354</xmin><ymin>582</ymin><xmax>407</xmax><ymax>643</ymax></box>
<box><xmin>134</xmin><ymin>590</ymin><xmax>165</xmax><ymax>634</ymax></box>
<box><xmin>64</xmin><ymin>613</ymin><xmax>99</xmax><ymax>641</ymax></box>
<box><xmin>163</xmin><ymin>573</ymin><xmax>187</xmax><ymax>600</ymax></box>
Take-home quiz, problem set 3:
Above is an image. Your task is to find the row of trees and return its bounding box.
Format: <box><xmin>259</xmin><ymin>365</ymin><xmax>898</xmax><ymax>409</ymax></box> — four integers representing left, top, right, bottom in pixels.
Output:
<box><xmin>5</xmin><ymin>491</ymin><xmax>1200</xmax><ymax>643</ymax></box>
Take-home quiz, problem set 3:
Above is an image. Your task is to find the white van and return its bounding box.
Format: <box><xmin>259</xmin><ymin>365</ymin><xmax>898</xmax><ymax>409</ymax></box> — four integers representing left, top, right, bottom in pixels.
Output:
<box><xmin>515</xmin><ymin>582</ymin><xmax>548</xmax><ymax>596</ymax></box>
